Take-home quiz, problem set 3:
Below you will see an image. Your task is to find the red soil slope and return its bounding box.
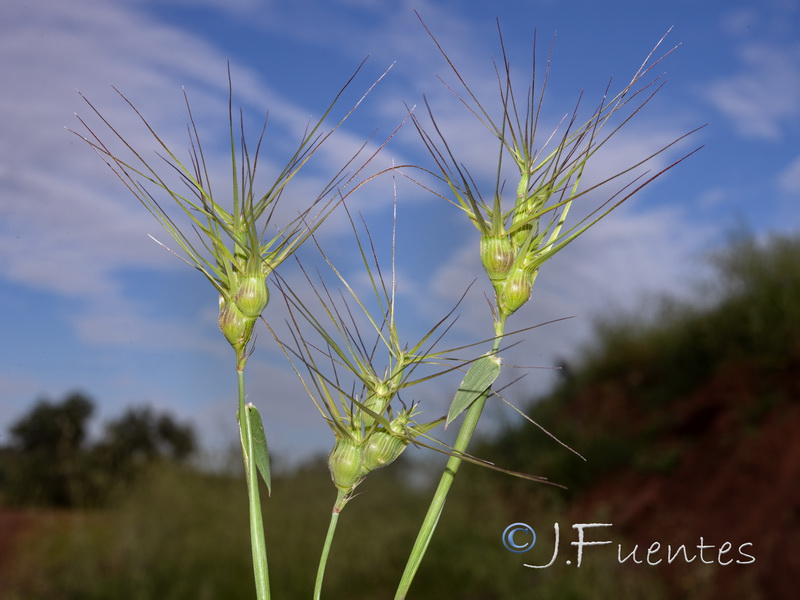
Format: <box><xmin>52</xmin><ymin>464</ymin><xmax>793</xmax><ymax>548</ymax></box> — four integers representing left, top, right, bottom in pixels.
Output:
<box><xmin>572</xmin><ymin>359</ymin><xmax>800</xmax><ymax>600</ymax></box>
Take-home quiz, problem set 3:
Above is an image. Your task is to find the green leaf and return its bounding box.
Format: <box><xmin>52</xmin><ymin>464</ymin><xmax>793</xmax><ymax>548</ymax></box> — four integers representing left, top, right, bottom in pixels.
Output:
<box><xmin>446</xmin><ymin>354</ymin><xmax>501</xmax><ymax>427</ymax></box>
<box><xmin>247</xmin><ymin>404</ymin><xmax>272</xmax><ymax>496</ymax></box>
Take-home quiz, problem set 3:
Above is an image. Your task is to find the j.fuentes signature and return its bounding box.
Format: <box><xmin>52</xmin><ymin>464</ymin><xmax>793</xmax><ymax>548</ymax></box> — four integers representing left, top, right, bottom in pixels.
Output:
<box><xmin>502</xmin><ymin>522</ymin><xmax>755</xmax><ymax>568</ymax></box>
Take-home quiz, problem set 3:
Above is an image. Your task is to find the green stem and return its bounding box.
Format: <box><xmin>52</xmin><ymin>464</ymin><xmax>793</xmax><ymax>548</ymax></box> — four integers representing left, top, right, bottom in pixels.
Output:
<box><xmin>394</xmin><ymin>321</ymin><xmax>505</xmax><ymax>599</ymax></box>
<box><xmin>238</xmin><ymin>366</ymin><xmax>271</xmax><ymax>600</ymax></box>
<box><xmin>313</xmin><ymin>490</ymin><xmax>348</xmax><ymax>600</ymax></box>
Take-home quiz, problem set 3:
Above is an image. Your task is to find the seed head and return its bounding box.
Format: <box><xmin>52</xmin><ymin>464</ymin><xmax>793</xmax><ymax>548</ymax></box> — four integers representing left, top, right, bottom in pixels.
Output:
<box><xmin>409</xmin><ymin>25</ymin><xmax>702</xmax><ymax>327</ymax></box>
<box><xmin>72</xmin><ymin>61</ymin><xmax>392</xmax><ymax>367</ymax></box>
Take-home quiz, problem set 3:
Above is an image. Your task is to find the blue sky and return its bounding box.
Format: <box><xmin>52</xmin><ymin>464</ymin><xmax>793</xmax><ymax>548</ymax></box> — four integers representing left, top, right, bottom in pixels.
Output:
<box><xmin>1</xmin><ymin>0</ymin><xmax>799</xmax><ymax>464</ymax></box>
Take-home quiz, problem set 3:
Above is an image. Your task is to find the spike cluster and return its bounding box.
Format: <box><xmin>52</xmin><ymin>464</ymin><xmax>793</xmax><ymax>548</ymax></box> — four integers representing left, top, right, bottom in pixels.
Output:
<box><xmin>326</xmin><ymin>382</ymin><xmax>426</xmax><ymax>494</ymax></box>
<box><xmin>409</xmin><ymin>26</ymin><xmax>699</xmax><ymax>327</ymax></box>
<box><xmin>275</xmin><ymin>209</ymin><xmax>484</xmax><ymax>502</ymax></box>
<box><xmin>480</xmin><ymin>233</ymin><xmax>539</xmax><ymax>319</ymax></box>
<box><xmin>72</xmin><ymin>64</ymin><xmax>385</xmax><ymax>368</ymax></box>
<box><xmin>218</xmin><ymin>275</ymin><xmax>269</xmax><ymax>353</ymax></box>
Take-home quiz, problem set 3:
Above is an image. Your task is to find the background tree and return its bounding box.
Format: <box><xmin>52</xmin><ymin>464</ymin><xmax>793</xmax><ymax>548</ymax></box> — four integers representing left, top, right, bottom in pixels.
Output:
<box><xmin>4</xmin><ymin>392</ymin><xmax>94</xmax><ymax>506</ymax></box>
<box><xmin>94</xmin><ymin>406</ymin><xmax>196</xmax><ymax>483</ymax></box>
<box><xmin>0</xmin><ymin>394</ymin><xmax>196</xmax><ymax>507</ymax></box>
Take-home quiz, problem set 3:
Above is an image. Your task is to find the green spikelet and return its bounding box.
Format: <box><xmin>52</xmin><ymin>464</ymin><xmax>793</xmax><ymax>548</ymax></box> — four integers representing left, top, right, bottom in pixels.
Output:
<box><xmin>480</xmin><ymin>235</ymin><xmax>516</xmax><ymax>282</ymax></box>
<box><xmin>234</xmin><ymin>274</ymin><xmax>270</xmax><ymax>318</ymax></box>
<box><xmin>499</xmin><ymin>266</ymin><xmax>537</xmax><ymax>317</ymax></box>
<box><xmin>327</xmin><ymin>437</ymin><xmax>365</xmax><ymax>493</ymax></box>
<box><xmin>362</xmin><ymin>429</ymin><xmax>408</xmax><ymax>473</ymax></box>
<box><xmin>218</xmin><ymin>295</ymin><xmax>256</xmax><ymax>350</ymax></box>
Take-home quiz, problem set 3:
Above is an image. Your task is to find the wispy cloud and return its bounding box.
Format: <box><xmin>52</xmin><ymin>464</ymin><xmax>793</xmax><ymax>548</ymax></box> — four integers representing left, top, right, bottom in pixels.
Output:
<box><xmin>0</xmin><ymin>0</ymin><xmax>393</xmax><ymax>350</ymax></box>
<box><xmin>1</xmin><ymin>1</ymin><xmax>227</xmax><ymax>300</ymax></box>
<box><xmin>777</xmin><ymin>154</ymin><xmax>800</xmax><ymax>194</ymax></box>
<box><xmin>702</xmin><ymin>42</ymin><xmax>800</xmax><ymax>140</ymax></box>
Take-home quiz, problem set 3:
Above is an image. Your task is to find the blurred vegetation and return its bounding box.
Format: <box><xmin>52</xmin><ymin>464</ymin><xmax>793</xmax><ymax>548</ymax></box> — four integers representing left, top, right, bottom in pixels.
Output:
<box><xmin>1</xmin><ymin>461</ymin><xmax>668</xmax><ymax>599</ymax></box>
<box><xmin>3</xmin><ymin>233</ymin><xmax>798</xmax><ymax>598</ymax></box>
<box><xmin>480</xmin><ymin>233</ymin><xmax>800</xmax><ymax>493</ymax></box>
<box><xmin>0</xmin><ymin>393</ymin><xmax>195</xmax><ymax>507</ymax></box>
<box><xmin>579</xmin><ymin>232</ymin><xmax>800</xmax><ymax>401</ymax></box>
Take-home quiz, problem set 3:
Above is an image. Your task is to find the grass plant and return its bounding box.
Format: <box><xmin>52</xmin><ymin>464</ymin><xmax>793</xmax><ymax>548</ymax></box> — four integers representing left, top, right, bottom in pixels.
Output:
<box><xmin>72</xmin><ymin>62</ymin><xmax>391</xmax><ymax>600</ymax></box>
<box><xmin>273</xmin><ymin>203</ymin><xmax>552</xmax><ymax>597</ymax></box>
<box><xmin>393</xmin><ymin>17</ymin><xmax>702</xmax><ymax>597</ymax></box>
<box><xmin>67</xmin><ymin>16</ymin><xmax>700</xmax><ymax>599</ymax></box>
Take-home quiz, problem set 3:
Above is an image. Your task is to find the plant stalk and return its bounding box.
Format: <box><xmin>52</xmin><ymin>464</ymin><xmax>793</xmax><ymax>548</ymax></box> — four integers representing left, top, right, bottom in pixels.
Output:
<box><xmin>237</xmin><ymin>365</ymin><xmax>271</xmax><ymax>600</ymax></box>
<box><xmin>313</xmin><ymin>490</ymin><xmax>348</xmax><ymax>600</ymax></box>
<box><xmin>394</xmin><ymin>323</ymin><xmax>505</xmax><ymax>599</ymax></box>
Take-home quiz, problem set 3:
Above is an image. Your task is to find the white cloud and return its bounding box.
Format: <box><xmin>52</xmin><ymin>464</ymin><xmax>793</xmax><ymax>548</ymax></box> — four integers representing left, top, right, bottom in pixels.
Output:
<box><xmin>720</xmin><ymin>8</ymin><xmax>761</xmax><ymax>36</ymax></box>
<box><xmin>1</xmin><ymin>1</ymin><xmax>223</xmax><ymax>295</ymax></box>
<box><xmin>777</xmin><ymin>155</ymin><xmax>800</xmax><ymax>194</ymax></box>
<box><xmin>698</xmin><ymin>186</ymin><xmax>728</xmax><ymax>210</ymax></box>
<box><xmin>0</xmin><ymin>0</ymin><xmax>396</xmax><ymax>349</ymax></box>
<box><xmin>702</xmin><ymin>43</ymin><xmax>800</xmax><ymax>140</ymax></box>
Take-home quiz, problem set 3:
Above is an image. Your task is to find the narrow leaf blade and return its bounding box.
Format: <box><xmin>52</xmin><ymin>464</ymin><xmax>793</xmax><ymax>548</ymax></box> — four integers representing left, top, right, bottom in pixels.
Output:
<box><xmin>247</xmin><ymin>404</ymin><xmax>272</xmax><ymax>496</ymax></box>
<box><xmin>446</xmin><ymin>354</ymin><xmax>501</xmax><ymax>427</ymax></box>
